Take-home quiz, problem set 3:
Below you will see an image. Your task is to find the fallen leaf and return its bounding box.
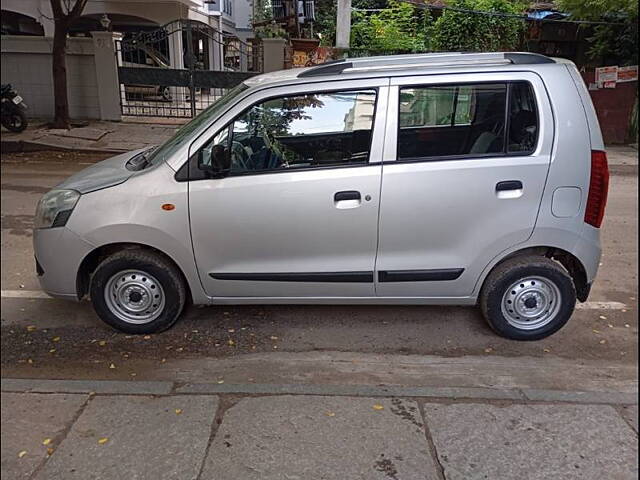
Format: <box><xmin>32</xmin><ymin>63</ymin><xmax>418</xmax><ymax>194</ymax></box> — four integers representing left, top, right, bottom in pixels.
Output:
<box><xmin>543</xmin><ymin>348</ymin><xmax>551</xmax><ymax>353</ymax></box>
<box><xmin>592</xmin><ymin>329</ymin><xmax>601</xmax><ymax>334</ymax></box>
<box><xmin>484</xmin><ymin>347</ymin><xmax>493</xmax><ymax>353</ymax></box>
<box><xmin>98</xmin><ymin>340</ymin><xmax>106</xmax><ymax>346</ymax></box>
<box><xmin>599</xmin><ymin>339</ymin><xmax>606</xmax><ymax>344</ymax></box>
<box><xmin>228</xmin><ymin>329</ymin><xmax>235</xmax><ymax>333</ymax></box>
<box><xmin>109</xmin><ymin>363</ymin><xmax>116</xmax><ymax>369</ymax></box>
<box><xmin>599</xmin><ymin>315</ymin><xmax>607</xmax><ymax>320</ymax></box>
<box><xmin>46</xmin><ymin>448</ymin><xmax>54</xmax><ymax>456</ymax></box>
<box><xmin>607</xmin><ymin>324</ymin><xmax>614</xmax><ymax>328</ymax></box>
<box><xmin>49</xmin><ymin>349</ymin><xmax>56</xmax><ymax>353</ymax></box>
<box><xmin>52</xmin><ymin>336</ymin><xmax>60</xmax><ymax>342</ymax></box>
<box><xmin>326</xmin><ymin>412</ymin><xmax>336</xmax><ymax>417</ymax></box>
<box><xmin>228</xmin><ymin>339</ymin><xmax>235</xmax><ymax>346</ymax></box>
<box><xmin>143</xmin><ymin>335</ymin><xmax>151</xmax><ymax>340</ymax></box>
<box><xmin>98</xmin><ymin>437</ymin><xmax>109</xmax><ymax>445</ymax></box>
<box><xmin>270</xmin><ymin>336</ymin><xmax>279</xmax><ymax>340</ymax></box>
<box><xmin>18</xmin><ymin>450</ymin><xmax>27</xmax><ymax>458</ymax></box>
<box><xmin>26</xmin><ymin>326</ymin><xmax>36</xmax><ymax>332</ymax></box>
<box><xmin>42</xmin><ymin>438</ymin><xmax>52</xmax><ymax>446</ymax></box>
<box><xmin>217</xmin><ymin>380</ymin><xmax>224</xmax><ymax>384</ymax></box>
<box><xmin>130</xmin><ymin>373</ymin><xmax>137</xmax><ymax>377</ymax></box>
<box><xmin>373</xmin><ymin>404</ymin><xmax>384</xmax><ymax>411</ymax></box>
<box><xmin>161</xmin><ymin>358</ymin><xmax>166</xmax><ymax>363</ymax></box>
<box><xmin>175</xmin><ymin>409</ymin><xmax>183</xmax><ymax>415</ymax></box>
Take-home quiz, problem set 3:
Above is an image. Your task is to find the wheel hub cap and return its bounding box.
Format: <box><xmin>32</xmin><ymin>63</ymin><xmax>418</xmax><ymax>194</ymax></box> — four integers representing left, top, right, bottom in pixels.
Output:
<box><xmin>104</xmin><ymin>270</ymin><xmax>165</xmax><ymax>324</ymax></box>
<box><xmin>501</xmin><ymin>276</ymin><xmax>562</xmax><ymax>330</ymax></box>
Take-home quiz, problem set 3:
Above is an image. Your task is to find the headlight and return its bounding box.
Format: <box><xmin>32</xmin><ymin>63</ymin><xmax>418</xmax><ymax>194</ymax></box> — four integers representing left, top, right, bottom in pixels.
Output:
<box><xmin>34</xmin><ymin>189</ymin><xmax>81</xmax><ymax>229</ymax></box>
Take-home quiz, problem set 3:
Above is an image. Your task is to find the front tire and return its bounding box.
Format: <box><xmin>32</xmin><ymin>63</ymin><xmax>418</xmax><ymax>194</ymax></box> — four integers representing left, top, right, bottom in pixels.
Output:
<box><xmin>480</xmin><ymin>255</ymin><xmax>576</xmax><ymax>340</ymax></box>
<box><xmin>90</xmin><ymin>249</ymin><xmax>186</xmax><ymax>334</ymax></box>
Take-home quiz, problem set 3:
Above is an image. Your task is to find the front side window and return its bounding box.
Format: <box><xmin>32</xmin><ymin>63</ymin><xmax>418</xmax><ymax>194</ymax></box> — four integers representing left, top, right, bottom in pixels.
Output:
<box><xmin>397</xmin><ymin>81</ymin><xmax>538</xmax><ymax>160</ymax></box>
<box><xmin>196</xmin><ymin>89</ymin><xmax>377</xmax><ymax>176</ymax></box>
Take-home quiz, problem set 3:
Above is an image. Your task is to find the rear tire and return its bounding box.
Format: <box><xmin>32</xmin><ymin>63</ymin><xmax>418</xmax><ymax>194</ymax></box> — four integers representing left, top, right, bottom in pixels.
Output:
<box><xmin>90</xmin><ymin>249</ymin><xmax>186</xmax><ymax>334</ymax></box>
<box><xmin>480</xmin><ymin>255</ymin><xmax>576</xmax><ymax>340</ymax></box>
<box><xmin>2</xmin><ymin>108</ymin><xmax>27</xmax><ymax>132</ymax></box>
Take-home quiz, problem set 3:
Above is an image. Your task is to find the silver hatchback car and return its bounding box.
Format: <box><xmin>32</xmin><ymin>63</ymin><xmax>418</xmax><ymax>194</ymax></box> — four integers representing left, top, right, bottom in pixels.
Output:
<box><xmin>34</xmin><ymin>52</ymin><xmax>609</xmax><ymax>340</ymax></box>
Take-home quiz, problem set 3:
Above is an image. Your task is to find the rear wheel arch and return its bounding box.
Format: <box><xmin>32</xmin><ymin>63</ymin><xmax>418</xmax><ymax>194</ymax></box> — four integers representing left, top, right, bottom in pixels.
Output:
<box><xmin>76</xmin><ymin>242</ymin><xmax>192</xmax><ymax>303</ymax></box>
<box><xmin>478</xmin><ymin>246</ymin><xmax>590</xmax><ymax>302</ymax></box>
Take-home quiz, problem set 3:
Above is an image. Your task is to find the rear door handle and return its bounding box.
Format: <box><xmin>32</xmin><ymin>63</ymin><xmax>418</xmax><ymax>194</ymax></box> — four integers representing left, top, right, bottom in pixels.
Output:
<box><xmin>496</xmin><ymin>180</ymin><xmax>523</xmax><ymax>191</ymax></box>
<box><xmin>334</xmin><ymin>190</ymin><xmax>361</xmax><ymax>202</ymax></box>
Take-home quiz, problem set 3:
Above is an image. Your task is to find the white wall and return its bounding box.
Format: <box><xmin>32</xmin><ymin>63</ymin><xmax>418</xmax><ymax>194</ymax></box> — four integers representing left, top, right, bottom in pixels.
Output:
<box><xmin>1</xmin><ymin>36</ymin><xmax>101</xmax><ymax>119</ymax></box>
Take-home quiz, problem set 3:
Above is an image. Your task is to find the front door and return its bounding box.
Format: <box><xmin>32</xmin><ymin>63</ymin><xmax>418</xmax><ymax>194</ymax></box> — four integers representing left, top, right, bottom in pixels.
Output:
<box><xmin>375</xmin><ymin>72</ymin><xmax>554</xmax><ymax>299</ymax></box>
<box><xmin>188</xmin><ymin>81</ymin><xmax>388</xmax><ymax>298</ymax></box>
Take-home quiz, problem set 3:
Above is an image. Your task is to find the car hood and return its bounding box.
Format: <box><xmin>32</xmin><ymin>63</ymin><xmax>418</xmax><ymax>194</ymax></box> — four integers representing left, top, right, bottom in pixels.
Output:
<box><xmin>55</xmin><ymin>149</ymin><xmax>147</xmax><ymax>194</ymax></box>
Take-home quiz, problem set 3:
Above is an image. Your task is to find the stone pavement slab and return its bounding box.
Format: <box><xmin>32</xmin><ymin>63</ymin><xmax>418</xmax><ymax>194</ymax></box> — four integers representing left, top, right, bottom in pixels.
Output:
<box><xmin>618</xmin><ymin>404</ymin><xmax>639</xmax><ymax>433</ymax></box>
<box><xmin>201</xmin><ymin>395</ymin><xmax>440</xmax><ymax>480</ymax></box>
<box><xmin>33</xmin><ymin>394</ymin><xmax>218</xmax><ymax>480</ymax></box>
<box><xmin>423</xmin><ymin>403</ymin><xmax>638</xmax><ymax>480</ymax></box>
<box><xmin>1</xmin><ymin>392</ymin><xmax>87</xmax><ymax>479</ymax></box>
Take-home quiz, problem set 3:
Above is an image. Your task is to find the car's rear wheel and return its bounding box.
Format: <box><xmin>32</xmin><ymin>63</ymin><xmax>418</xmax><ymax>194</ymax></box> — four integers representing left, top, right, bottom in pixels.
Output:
<box><xmin>90</xmin><ymin>249</ymin><xmax>186</xmax><ymax>334</ymax></box>
<box><xmin>480</xmin><ymin>255</ymin><xmax>576</xmax><ymax>340</ymax></box>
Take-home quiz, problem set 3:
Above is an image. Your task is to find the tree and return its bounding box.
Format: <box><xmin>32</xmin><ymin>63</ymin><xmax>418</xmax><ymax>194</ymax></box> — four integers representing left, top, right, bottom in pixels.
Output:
<box><xmin>50</xmin><ymin>0</ymin><xmax>89</xmax><ymax>129</ymax></box>
<box><xmin>350</xmin><ymin>0</ymin><xmax>430</xmax><ymax>54</ymax></box>
<box><xmin>430</xmin><ymin>0</ymin><xmax>524</xmax><ymax>52</ymax></box>
<box><xmin>556</xmin><ymin>0</ymin><xmax>638</xmax><ymax>66</ymax></box>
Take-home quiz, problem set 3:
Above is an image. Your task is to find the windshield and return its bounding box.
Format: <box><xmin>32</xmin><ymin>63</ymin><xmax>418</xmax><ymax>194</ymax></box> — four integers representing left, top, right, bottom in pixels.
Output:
<box><xmin>146</xmin><ymin>83</ymin><xmax>249</xmax><ymax>165</ymax></box>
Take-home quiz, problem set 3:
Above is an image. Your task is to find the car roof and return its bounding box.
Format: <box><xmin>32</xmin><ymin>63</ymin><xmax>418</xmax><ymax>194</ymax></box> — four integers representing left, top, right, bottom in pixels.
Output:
<box><xmin>244</xmin><ymin>52</ymin><xmax>567</xmax><ymax>89</ymax></box>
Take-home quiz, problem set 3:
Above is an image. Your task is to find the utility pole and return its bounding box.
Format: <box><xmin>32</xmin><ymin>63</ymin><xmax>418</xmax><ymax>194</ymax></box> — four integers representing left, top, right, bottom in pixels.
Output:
<box><xmin>335</xmin><ymin>0</ymin><xmax>351</xmax><ymax>49</ymax></box>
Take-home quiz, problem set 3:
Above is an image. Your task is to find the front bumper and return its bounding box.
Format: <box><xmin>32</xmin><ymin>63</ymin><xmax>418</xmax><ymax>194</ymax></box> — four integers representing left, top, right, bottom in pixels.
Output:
<box><xmin>33</xmin><ymin>227</ymin><xmax>94</xmax><ymax>300</ymax></box>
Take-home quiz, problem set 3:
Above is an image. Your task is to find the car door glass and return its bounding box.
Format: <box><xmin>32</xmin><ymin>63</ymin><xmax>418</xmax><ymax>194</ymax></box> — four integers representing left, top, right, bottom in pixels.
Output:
<box><xmin>398</xmin><ymin>83</ymin><xmax>507</xmax><ymax>159</ymax></box>
<box><xmin>224</xmin><ymin>90</ymin><xmax>377</xmax><ymax>174</ymax></box>
<box><xmin>508</xmin><ymin>82</ymin><xmax>538</xmax><ymax>154</ymax></box>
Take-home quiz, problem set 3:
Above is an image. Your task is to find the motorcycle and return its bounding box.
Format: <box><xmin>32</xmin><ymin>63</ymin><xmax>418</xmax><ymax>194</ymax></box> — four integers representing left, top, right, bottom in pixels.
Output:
<box><xmin>1</xmin><ymin>84</ymin><xmax>28</xmax><ymax>133</ymax></box>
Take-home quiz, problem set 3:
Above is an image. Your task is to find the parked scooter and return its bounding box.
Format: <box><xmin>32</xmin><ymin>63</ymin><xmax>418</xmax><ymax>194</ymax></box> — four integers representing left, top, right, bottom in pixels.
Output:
<box><xmin>1</xmin><ymin>84</ymin><xmax>28</xmax><ymax>132</ymax></box>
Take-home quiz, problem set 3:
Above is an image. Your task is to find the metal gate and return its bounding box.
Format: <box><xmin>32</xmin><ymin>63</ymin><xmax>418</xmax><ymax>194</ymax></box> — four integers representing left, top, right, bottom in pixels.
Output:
<box><xmin>116</xmin><ymin>19</ymin><xmax>260</xmax><ymax>118</ymax></box>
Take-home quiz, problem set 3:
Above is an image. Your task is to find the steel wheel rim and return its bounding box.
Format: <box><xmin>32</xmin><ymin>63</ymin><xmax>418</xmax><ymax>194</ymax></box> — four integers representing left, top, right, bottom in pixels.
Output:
<box><xmin>104</xmin><ymin>270</ymin><xmax>165</xmax><ymax>324</ymax></box>
<box><xmin>501</xmin><ymin>276</ymin><xmax>562</xmax><ymax>330</ymax></box>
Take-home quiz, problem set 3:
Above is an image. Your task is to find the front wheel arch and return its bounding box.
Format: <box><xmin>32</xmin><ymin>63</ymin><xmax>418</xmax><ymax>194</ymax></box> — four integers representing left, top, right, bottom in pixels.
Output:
<box><xmin>76</xmin><ymin>242</ymin><xmax>192</xmax><ymax>303</ymax></box>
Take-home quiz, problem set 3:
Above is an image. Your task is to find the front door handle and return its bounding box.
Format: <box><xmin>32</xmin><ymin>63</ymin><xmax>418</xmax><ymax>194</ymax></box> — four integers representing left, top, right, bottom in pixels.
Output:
<box><xmin>496</xmin><ymin>180</ymin><xmax>523</xmax><ymax>191</ymax></box>
<box><xmin>334</xmin><ymin>191</ymin><xmax>361</xmax><ymax>202</ymax></box>
<box><xmin>334</xmin><ymin>190</ymin><xmax>362</xmax><ymax>209</ymax></box>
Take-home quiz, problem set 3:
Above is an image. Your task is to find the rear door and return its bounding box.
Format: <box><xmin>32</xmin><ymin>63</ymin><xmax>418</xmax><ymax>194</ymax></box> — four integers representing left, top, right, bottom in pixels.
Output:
<box><xmin>375</xmin><ymin>72</ymin><xmax>554</xmax><ymax>298</ymax></box>
<box><xmin>188</xmin><ymin>79</ymin><xmax>389</xmax><ymax>298</ymax></box>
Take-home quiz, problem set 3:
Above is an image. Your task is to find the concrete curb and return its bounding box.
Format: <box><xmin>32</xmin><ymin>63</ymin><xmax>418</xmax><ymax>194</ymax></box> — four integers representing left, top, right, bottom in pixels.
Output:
<box><xmin>2</xmin><ymin>378</ymin><xmax>637</xmax><ymax>405</ymax></box>
<box><xmin>1</xmin><ymin>139</ymin><xmax>126</xmax><ymax>154</ymax></box>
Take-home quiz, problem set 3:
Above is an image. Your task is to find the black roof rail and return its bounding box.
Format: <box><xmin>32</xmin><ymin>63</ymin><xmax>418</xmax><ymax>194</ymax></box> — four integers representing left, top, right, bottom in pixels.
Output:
<box><xmin>297</xmin><ymin>52</ymin><xmax>555</xmax><ymax>78</ymax></box>
<box><xmin>297</xmin><ymin>60</ymin><xmax>352</xmax><ymax>78</ymax></box>
<box><xmin>504</xmin><ymin>53</ymin><xmax>555</xmax><ymax>64</ymax></box>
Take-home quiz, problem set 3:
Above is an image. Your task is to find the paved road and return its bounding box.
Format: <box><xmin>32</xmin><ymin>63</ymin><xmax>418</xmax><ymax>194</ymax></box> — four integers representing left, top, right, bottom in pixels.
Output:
<box><xmin>1</xmin><ymin>148</ymin><xmax>637</xmax><ymax>384</ymax></box>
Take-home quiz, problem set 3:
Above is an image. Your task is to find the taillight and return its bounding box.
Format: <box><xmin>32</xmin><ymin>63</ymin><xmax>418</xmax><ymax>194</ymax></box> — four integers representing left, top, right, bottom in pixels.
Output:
<box><xmin>584</xmin><ymin>150</ymin><xmax>609</xmax><ymax>228</ymax></box>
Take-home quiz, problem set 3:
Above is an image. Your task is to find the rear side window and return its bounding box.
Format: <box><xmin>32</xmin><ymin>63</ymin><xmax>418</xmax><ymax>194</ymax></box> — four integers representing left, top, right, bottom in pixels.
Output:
<box><xmin>397</xmin><ymin>81</ymin><xmax>538</xmax><ymax>160</ymax></box>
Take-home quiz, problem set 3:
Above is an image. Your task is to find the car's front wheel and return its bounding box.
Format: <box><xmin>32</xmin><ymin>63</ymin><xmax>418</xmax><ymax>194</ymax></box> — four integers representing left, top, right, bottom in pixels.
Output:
<box><xmin>90</xmin><ymin>249</ymin><xmax>186</xmax><ymax>334</ymax></box>
<box><xmin>480</xmin><ymin>255</ymin><xmax>576</xmax><ymax>340</ymax></box>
